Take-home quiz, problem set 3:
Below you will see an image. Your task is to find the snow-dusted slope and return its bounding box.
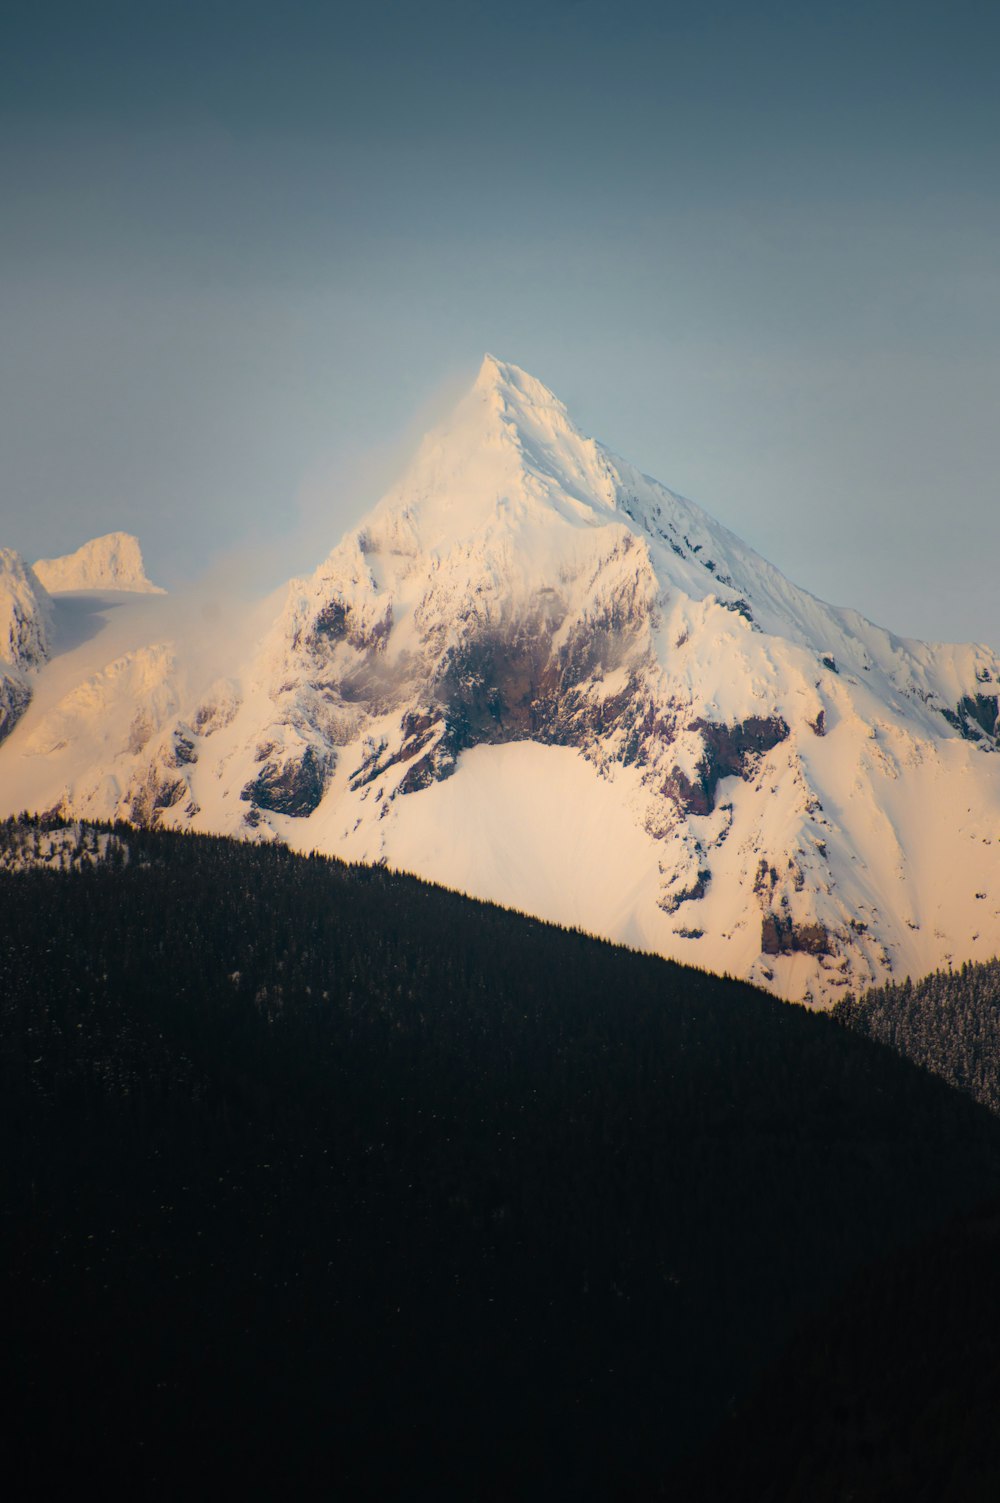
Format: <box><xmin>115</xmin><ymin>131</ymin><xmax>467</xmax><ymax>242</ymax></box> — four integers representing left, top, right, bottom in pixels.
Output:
<box><xmin>33</xmin><ymin>532</ymin><xmax>165</xmax><ymax>594</ymax></box>
<box><xmin>0</xmin><ymin>819</ymin><xmax>126</xmax><ymax>873</ymax></box>
<box><xmin>2</xmin><ymin>356</ymin><xmax>999</xmax><ymax>1004</ymax></box>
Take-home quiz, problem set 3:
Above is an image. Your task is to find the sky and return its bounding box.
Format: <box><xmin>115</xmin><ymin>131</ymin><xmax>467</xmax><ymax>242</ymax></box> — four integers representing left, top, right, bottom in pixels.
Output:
<box><xmin>2</xmin><ymin>0</ymin><xmax>998</xmax><ymax>643</ymax></box>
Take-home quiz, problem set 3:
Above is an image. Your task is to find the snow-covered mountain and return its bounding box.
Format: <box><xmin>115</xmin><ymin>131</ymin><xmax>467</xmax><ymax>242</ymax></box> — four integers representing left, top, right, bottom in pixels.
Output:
<box><xmin>2</xmin><ymin>356</ymin><xmax>999</xmax><ymax>1004</ymax></box>
<box><xmin>33</xmin><ymin>532</ymin><xmax>164</xmax><ymax>594</ymax></box>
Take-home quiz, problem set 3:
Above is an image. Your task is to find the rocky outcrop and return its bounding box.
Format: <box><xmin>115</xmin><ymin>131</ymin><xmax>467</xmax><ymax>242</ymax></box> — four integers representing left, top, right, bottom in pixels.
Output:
<box><xmin>397</xmin><ymin>728</ymin><xmax>461</xmax><ymax>795</ymax></box>
<box><xmin>310</xmin><ymin>596</ymin><xmax>393</xmax><ymax>653</ymax></box>
<box><xmin>942</xmin><ymin>693</ymin><xmax>1000</xmax><ymax>746</ymax></box>
<box><xmin>166</xmin><ymin>730</ymin><xmax>198</xmax><ymax>768</ymax></box>
<box><xmin>664</xmin><ymin>716</ymin><xmax>790</xmax><ymax>816</ymax></box>
<box><xmin>761</xmin><ymin>912</ymin><xmax>831</xmax><ymax>957</ymax></box>
<box><xmin>127</xmin><ymin>766</ymin><xmax>189</xmax><ymax>826</ymax></box>
<box><xmin>659</xmin><ymin>868</ymin><xmax>712</xmax><ymax>914</ymax></box>
<box><xmin>350</xmin><ymin>711</ymin><xmax>449</xmax><ymax>790</ymax></box>
<box><xmin>241</xmin><ymin>745</ymin><xmax>335</xmax><ymax>817</ymax></box>
<box><xmin>0</xmin><ymin>674</ymin><xmax>31</xmax><ymax>746</ymax></box>
<box><xmin>193</xmin><ymin>681</ymin><xmax>241</xmax><ymax>736</ymax></box>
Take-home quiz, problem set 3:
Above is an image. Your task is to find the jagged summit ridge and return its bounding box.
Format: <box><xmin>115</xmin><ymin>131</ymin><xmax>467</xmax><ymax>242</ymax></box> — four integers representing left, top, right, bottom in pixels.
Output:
<box><xmin>1</xmin><ymin>357</ymin><xmax>999</xmax><ymax>1006</ymax></box>
<box><xmin>33</xmin><ymin>532</ymin><xmax>165</xmax><ymax>595</ymax></box>
<box><xmin>473</xmin><ymin>353</ymin><xmax>582</xmax><ymax>426</ymax></box>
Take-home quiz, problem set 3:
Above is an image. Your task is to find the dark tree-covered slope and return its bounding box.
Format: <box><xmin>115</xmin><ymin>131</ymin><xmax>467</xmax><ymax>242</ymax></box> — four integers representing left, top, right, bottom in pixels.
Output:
<box><xmin>680</xmin><ymin>1198</ymin><xmax>1000</xmax><ymax>1503</ymax></box>
<box><xmin>3</xmin><ymin>821</ymin><xmax>1000</xmax><ymax>1499</ymax></box>
<box><xmin>836</xmin><ymin>960</ymin><xmax>1000</xmax><ymax>1113</ymax></box>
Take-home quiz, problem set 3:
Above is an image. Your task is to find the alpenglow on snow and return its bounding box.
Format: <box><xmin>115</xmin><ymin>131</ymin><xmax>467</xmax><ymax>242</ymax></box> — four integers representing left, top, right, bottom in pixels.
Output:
<box><xmin>2</xmin><ymin>356</ymin><xmax>1000</xmax><ymax>1004</ymax></box>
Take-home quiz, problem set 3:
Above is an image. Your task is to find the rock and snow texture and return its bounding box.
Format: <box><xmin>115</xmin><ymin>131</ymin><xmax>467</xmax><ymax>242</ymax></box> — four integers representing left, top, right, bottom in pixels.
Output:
<box><xmin>0</xmin><ymin>549</ymin><xmax>51</xmax><ymax>744</ymax></box>
<box><xmin>33</xmin><ymin>532</ymin><xmax>165</xmax><ymax>595</ymax></box>
<box><xmin>2</xmin><ymin>355</ymin><xmax>1000</xmax><ymax>1004</ymax></box>
<box><xmin>0</xmin><ymin>550</ymin><xmax>51</xmax><ymax>670</ymax></box>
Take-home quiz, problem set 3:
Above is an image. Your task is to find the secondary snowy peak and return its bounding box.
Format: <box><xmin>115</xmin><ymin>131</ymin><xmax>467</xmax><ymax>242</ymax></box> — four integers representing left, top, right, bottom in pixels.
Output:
<box><xmin>33</xmin><ymin>532</ymin><xmax>165</xmax><ymax>595</ymax></box>
<box><xmin>3</xmin><ymin>355</ymin><xmax>1000</xmax><ymax>1007</ymax></box>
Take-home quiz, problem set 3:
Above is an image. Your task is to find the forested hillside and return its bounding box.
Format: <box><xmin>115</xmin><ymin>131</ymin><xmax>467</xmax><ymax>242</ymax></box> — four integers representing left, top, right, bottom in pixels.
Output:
<box><xmin>3</xmin><ymin>819</ymin><xmax>1000</xmax><ymax>1498</ymax></box>
<box><xmin>682</xmin><ymin>1196</ymin><xmax>1000</xmax><ymax>1502</ymax></box>
<box><xmin>836</xmin><ymin>961</ymin><xmax>1000</xmax><ymax>1113</ymax></box>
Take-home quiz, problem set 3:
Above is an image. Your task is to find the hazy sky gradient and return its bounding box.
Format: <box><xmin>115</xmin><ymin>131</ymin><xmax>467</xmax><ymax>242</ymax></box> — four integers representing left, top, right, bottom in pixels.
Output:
<box><xmin>2</xmin><ymin>0</ymin><xmax>998</xmax><ymax>641</ymax></box>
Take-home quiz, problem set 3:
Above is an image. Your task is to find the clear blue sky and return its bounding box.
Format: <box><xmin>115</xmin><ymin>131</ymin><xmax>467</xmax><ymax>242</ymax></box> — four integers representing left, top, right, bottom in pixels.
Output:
<box><xmin>2</xmin><ymin>0</ymin><xmax>998</xmax><ymax>643</ymax></box>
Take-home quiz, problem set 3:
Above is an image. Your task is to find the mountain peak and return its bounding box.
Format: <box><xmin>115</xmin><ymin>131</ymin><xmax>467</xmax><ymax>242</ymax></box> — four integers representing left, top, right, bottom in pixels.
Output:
<box><xmin>8</xmin><ymin>362</ymin><xmax>1000</xmax><ymax>1010</ymax></box>
<box><xmin>473</xmin><ymin>351</ymin><xmax>507</xmax><ymax>387</ymax></box>
<box><xmin>473</xmin><ymin>353</ymin><xmax>570</xmax><ymax>417</ymax></box>
<box><xmin>353</xmin><ymin>355</ymin><xmax>619</xmax><ymax>555</ymax></box>
<box><xmin>33</xmin><ymin>532</ymin><xmax>165</xmax><ymax>595</ymax></box>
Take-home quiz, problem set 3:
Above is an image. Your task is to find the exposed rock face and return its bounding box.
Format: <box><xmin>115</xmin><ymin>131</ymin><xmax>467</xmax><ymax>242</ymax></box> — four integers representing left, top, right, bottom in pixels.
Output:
<box><xmin>943</xmin><ymin>692</ymin><xmax>1000</xmax><ymax>745</ymax></box>
<box><xmin>311</xmin><ymin>597</ymin><xmax>393</xmax><ymax>652</ymax></box>
<box><xmin>0</xmin><ymin>675</ymin><xmax>31</xmax><ymax>746</ymax></box>
<box><xmin>167</xmin><ymin>731</ymin><xmax>198</xmax><ymax>768</ymax></box>
<box><xmin>664</xmin><ymin>716</ymin><xmax>790</xmax><ymax>816</ymax></box>
<box><xmin>659</xmin><ymin>868</ymin><xmax>712</xmax><ymax>915</ymax></box>
<box><xmin>193</xmin><ymin>681</ymin><xmax>241</xmax><ymax>737</ymax></box>
<box><xmin>241</xmin><ymin>746</ymin><xmax>336</xmax><ymax>817</ymax></box>
<box><xmin>761</xmin><ymin>913</ymin><xmax>831</xmax><ymax>957</ymax></box>
<box><xmin>350</xmin><ymin>710</ymin><xmax>452</xmax><ymax>790</ymax></box>
<box><xmin>127</xmin><ymin>767</ymin><xmax>188</xmax><ymax>826</ymax></box>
